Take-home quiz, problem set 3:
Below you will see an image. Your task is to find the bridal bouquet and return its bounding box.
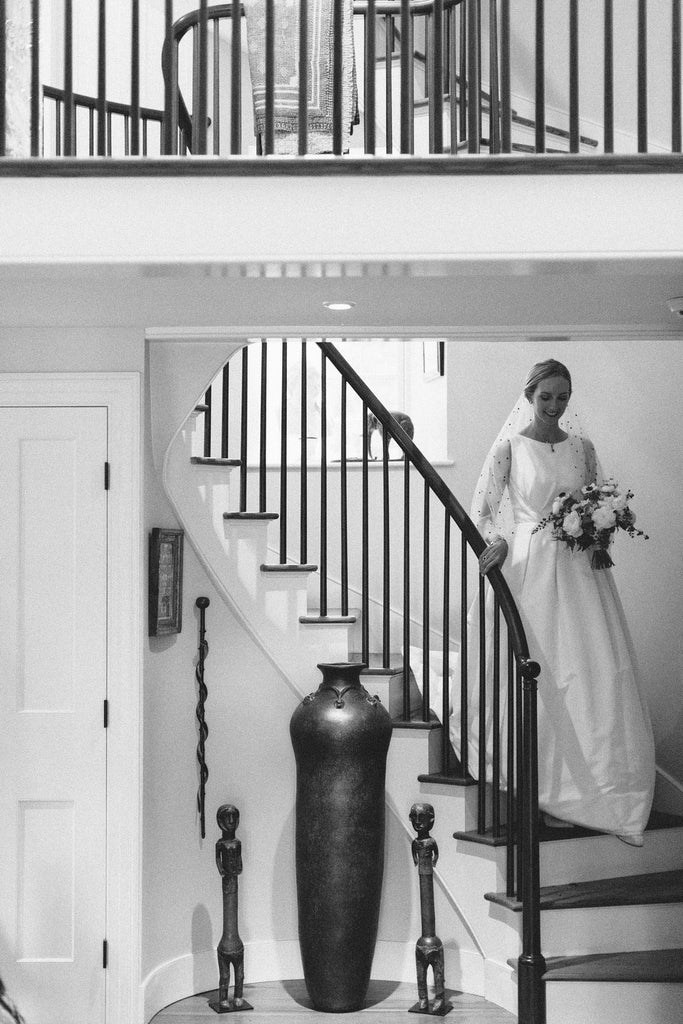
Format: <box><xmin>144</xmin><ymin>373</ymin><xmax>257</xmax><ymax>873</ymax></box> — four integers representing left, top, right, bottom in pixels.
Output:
<box><xmin>533</xmin><ymin>480</ymin><xmax>648</xmax><ymax>569</ymax></box>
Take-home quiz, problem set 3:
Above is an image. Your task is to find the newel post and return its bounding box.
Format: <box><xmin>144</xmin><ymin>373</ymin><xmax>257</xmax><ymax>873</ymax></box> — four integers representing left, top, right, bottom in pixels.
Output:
<box><xmin>517</xmin><ymin>657</ymin><xmax>546</xmax><ymax>1024</ymax></box>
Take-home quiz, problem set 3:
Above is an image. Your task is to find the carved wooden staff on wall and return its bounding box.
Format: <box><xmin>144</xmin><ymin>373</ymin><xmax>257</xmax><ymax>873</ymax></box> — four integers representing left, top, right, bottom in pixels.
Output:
<box><xmin>195</xmin><ymin>596</ymin><xmax>210</xmax><ymax>838</ymax></box>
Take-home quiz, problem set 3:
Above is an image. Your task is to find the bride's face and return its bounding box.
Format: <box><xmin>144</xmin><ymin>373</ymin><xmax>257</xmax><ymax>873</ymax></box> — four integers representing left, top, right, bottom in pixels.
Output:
<box><xmin>529</xmin><ymin>375</ymin><xmax>571</xmax><ymax>427</ymax></box>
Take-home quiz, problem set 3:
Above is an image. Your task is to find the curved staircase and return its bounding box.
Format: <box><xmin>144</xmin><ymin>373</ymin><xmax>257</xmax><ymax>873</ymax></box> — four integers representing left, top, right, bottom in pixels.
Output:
<box><xmin>152</xmin><ymin>337</ymin><xmax>683</xmax><ymax>1023</ymax></box>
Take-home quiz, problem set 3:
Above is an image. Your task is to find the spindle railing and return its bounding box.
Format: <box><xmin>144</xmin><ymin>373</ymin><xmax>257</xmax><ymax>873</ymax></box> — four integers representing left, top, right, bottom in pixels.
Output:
<box><xmin>2</xmin><ymin>0</ymin><xmax>681</xmax><ymax>161</ymax></box>
<box><xmin>194</xmin><ymin>338</ymin><xmax>545</xmax><ymax>1022</ymax></box>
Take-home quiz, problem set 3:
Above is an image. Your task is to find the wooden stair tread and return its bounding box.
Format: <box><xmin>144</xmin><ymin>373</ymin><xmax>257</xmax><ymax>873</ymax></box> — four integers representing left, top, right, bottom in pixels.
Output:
<box><xmin>454</xmin><ymin>810</ymin><xmax>683</xmax><ymax>848</ymax></box>
<box><xmin>299</xmin><ymin>613</ymin><xmax>357</xmax><ymax>624</ymax></box>
<box><xmin>223</xmin><ymin>511</ymin><xmax>278</xmax><ymax>520</ymax></box>
<box><xmin>543</xmin><ymin>947</ymin><xmax>683</xmax><ymax>983</ymax></box>
<box><xmin>349</xmin><ymin>651</ymin><xmax>405</xmax><ymax>675</ymax></box>
<box><xmin>191</xmin><ymin>456</ymin><xmax>241</xmax><ymax>467</ymax></box>
<box><xmin>260</xmin><ymin>563</ymin><xmax>317</xmax><ymax>573</ymax></box>
<box><xmin>486</xmin><ymin>868</ymin><xmax>683</xmax><ymax>913</ymax></box>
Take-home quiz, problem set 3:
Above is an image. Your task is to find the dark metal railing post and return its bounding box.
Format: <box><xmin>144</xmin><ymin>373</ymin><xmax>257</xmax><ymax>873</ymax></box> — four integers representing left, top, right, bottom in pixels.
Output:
<box><xmin>382</xmin><ymin>429</ymin><xmax>391</xmax><ymax>665</ymax></box>
<box><xmin>259</xmin><ymin>341</ymin><xmax>268</xmax><ymax>512</ymax></box>
<box><xmin>279</xmin><ymin>341</ymin><xmax>288</xmax><ymax>561</ymax></box>
<box><xmin>534</xmin><ymin>0</ymin><xmax>545</xmax><ymax>153</ymax></box>
<box><xmin>477</xmin><ymin>573</ymin><xmax>487</xmax><ymax>831</ymax></box>
<box><xmin>341</xmin><ymin>376</ymin><xmax>349</xmax><ymax>616</ymax></box>
<box><xmin>492</xmin><ymin>597</ymin><xmax>501</xmax><ymax>836</ymax></box>
<box><xmin>505</xmin><ymin>638</ymin><xmax>516</xmax><ymax>897</ymax></box>
<box><xmin>64</xmin><ymin>0</ymin><xmax>75</xmax><ymax>155</ymax></box>
<box><xmin>432</xmin><ymin>0</ymin><xmax>445</xmax><ymax>153</ymax></box>
<box><xmin>264</xmin><ymin>0</ymin><xmax>275</xmax><ymax>154</ymax></box>
<box><xmin>459</xmin><ymin>533</ymin><xmax>469</xmax><ymax>776</ymax></box>
<box><xmin>385</xmin><ymin>13</ymin><xmax>394</xmax><ymax>153</ymax></box>
<box><xmin>365</xmin><ymin>0</ymin><xmax>377</xmax><ymax>154</ymax></box>
<box><xmin>239</xmin><ymin>346</ymin><xmax>249</xmax><ymax>513</ymax></box>
<box><xmin>221</xmin><ymin>363</ymin><xmax>230</xmax><ymax>459</ymax></box>
<box><xmin>421</xmin><ymin>484</ymin><xmax>431</xmax><ymax>723</ymax></box>
<box><xmin>96</xmin><ymin>0</ymin><xmax>107</xmax><ymax>156</ymax></box>
<box><xmin>402</xmin><ymin>455</ymin><xmax>411</xmax><ymax>718</ymax></box>
<box><xmin>488</xmin><ymin>0</ymin><xmax>500</xmax><ymax>154</ymax></box>
<box><xmin>230</xmin><ymin>0</ymin><xmax>242</xmax><ymax>154</ymax></box>
<box><xmin>673</xmin><ymin>0</ymin><xmax>682</xmax><ymax>152</ymax></box>
<box><xmin>298</xmin><ymin>0</ymin><xmax>309</xmax><ymax>154</ymax></box>
<box><xmin>212</xmin><ymin>12</ymin><xmax>221</xmax><ymax>153</ymax></box>
<box><xmin>196</xmin><ymin>0</ymin><xmax>209</xmax><ymax>154</ymax></box>
<box><xmin>441</xmin><ymin>512</ymin><xmax>451</xmax><ymax>773</ymax></box>
<box><xmin>400</xmin><ymin>0</ymin><xmax>414</xmax><ymax>154</ymax></box>
<box><xmin>31</xmin><ymin>0</ymin><xmax>41</xmax><ymax>156</ymax></box>
<box><xmin>500</xmin><ymin>0</ymin><xmax>511</xmax><ymax>152</ymax></box>
<box><xmin>203</xmin><ymin>386</ymin><xmax>213</xmax><ymax>458</ymax></box>
<box><xmin>319</xmin><ymin>349</ymin><xmax>329</xmax><ymax>615</ymax></box>
<box><xmin>333</xmin><ymin>0</ymin><xmax>343</xmax><ymax>154</ymax></box>
<box><xmin>131</xmin><ymin>0</ymin><xmax>141</xmax><ymax>154</ymax></box>
<box><xmin>163</xmin><ymin>0</ymin><xmax>178</xmax><ymax>154</ymax></box>
<box><xmin>637</xmin><ymin>0</ymin><xmax>648</xmax><ymax>153</ymax></box>
<box><xmin>569</xmin><ymin>0</ymin><xmax>579</xmax><ymax>153</ymax></box>
<box><xmin>517</xmin><ymin>658</ymin><xmax>545</xmax><ymax>1024</ymax></box>
<box><xmin>361</xmin><ymin>402</ymin><xmax>370</xmax><ymax>663</ymax></box>
<box><xmin>300</xmin><ymin>343</ymin><xmax>308</xmax><ymax>564</ymax></box>
<box><xmin>603</xmin><ymin>0</ymin><xmax>614</xmax><ymax>153</ymax></box>
<box><xmin>466</xmin><ymin>0</ymin><xmax>481</xmax><ymax>153</ymax></box>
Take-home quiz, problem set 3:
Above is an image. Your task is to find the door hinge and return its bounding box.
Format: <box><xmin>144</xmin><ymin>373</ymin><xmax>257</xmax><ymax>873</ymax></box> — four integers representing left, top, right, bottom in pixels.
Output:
<box><xmin>104</xmin><ymin>462</ymin><xmax>110</xmax><ymax>490</ymax></box>
<box><xmin>103</xmin><ymin>699</ymin><xmax>109</xmax><ymax>728</ymax></box>
<box><xmin>103</xmin><ymin>939</ymin><xmax>108</xmax><ymax>969</ymax></box>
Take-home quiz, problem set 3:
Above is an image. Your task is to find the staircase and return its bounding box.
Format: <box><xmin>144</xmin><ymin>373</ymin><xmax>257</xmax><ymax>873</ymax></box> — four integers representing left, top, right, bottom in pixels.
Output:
<box><xmin>154</xmin><ymin>338</ymin><xmax>683</xmax><ymax>1023</ymax></box>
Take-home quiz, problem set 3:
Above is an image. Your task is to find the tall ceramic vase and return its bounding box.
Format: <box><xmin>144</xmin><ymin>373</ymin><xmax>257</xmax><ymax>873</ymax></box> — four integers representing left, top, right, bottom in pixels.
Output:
<box><xmin>290</xmin><ymin>662</ymin><xmax>392</xmax><ymax>1012</ymax></box>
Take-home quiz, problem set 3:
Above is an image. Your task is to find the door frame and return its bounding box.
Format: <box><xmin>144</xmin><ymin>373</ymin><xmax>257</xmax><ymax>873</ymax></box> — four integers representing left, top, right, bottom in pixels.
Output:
<box><xmin>0</xmin><ymin>372</ymin><xmax>142</xmax><ymax>1024</ymax></box>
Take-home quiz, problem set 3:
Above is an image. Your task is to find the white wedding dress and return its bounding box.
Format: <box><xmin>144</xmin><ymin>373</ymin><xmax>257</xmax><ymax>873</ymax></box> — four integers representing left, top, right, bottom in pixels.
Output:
<box><xmin>451</xmin><ymin>433</ymin><xmax>655</xmax><ymax>839</ymax></box>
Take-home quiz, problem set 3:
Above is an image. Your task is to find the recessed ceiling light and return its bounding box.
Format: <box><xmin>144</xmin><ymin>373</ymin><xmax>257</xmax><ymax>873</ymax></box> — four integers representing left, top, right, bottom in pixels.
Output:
<box><xmin>323</xmin><ymin>300</ymin><xmax>356</xmax><ymax>311</ymax></box>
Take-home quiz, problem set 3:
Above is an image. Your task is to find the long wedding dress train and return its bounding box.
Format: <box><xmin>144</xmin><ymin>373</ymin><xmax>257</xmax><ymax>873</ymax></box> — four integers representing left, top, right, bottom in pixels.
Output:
<box><xmin>450</xmin><ymin>434</ymin><xmax>655</xmax><ymax>839</ymax></box>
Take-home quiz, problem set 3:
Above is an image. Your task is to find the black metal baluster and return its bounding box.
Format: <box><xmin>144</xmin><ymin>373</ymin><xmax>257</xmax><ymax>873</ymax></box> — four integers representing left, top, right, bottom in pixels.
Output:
<box><xmin>382</xmin><ymin>428</ymin><xmax>390</xmax><ymax>665</ymax></box>
<box><xmin>431</xmin><ymin>0</ymin><xmax>444</xmax><ymax>153</ymax></box>
<box><xmin>673</xmin><ymin>0</ymin><xmax>682</xmax><ymax>152</ymax></box>
<box><xmin>265</xmin><ymin>0</ymin><xmax>275</xmax><ymax>154</ymax></box>
<box><xmin>460</xmin><ymin>534</ymin><xmax>469</xmax><ymax>778</ymax></box>
<box><xmin>604</xmin><ymin>0</ymin><xmax>614</xmax><ymax>153</ymax></box>
<box><xmin>477</xmin><ymin>573</ymin><xmax>487</xmax><ymax>832</ymax></box>
<box><xmin>638</xmin><ymin>0</ymin><xmax>648</xmax><ymax>152</ymax></box>
<box><xmin>385</xmin><ymin>14</ymin><xmax>394</xmax><ymax>153</ymax></box>
<box><xmin>441</xmin><ymin>513</ymin><xmax>451</xmax><ymax>774</ymax></box>
<box><xmin>163</xmin><ymin>0</ymin><xmax>178</xmax><ymax>153</ymax></box>
<box><xmin>88</xmin><ymin>108</ymin><xmax>95</xmax><ymax>156</ymax></box>
<box><xmin>259</xmin><ymin>341</ymin><xmax>268</xmax><ymax>513</ymax></box>
<box><xmin>231</xmin><ymin>0</ymin><xmax>242</xmax><ymax>154</ymax></box>
<box><xmin>298</xmin><ymin>0</ymin><xmax>308</xmax><ymax>154</ymax></box>
<box><xmin>365</xmin><ymin>0</ymin><xmax>377</xmax><ymax>154</ymax></box>
<box><xmin>362</xmin><ymin>403</ymin><xmax>370</xmax><ymax>663</ymax></box>
<box><xmin>501</xmin><ymin>0</ymin><xmax>511</xmax><ymax>152</ymax></box>
<box><xmin>300</xmin><ymin>343</ymin><xmax>308</xmax><ymax>564</ymax></box>
<box><xmin>515</xmin><ymin>661</ymin><xmax>524</xmax><ymax>898</ymax></box>
<box><xmin>240</xmin><ymin>346</ymin><xmax>249</xmax><ymax>512</ymax></box>
<box><xmin>213</xmin><ymin>13</ymin><xmax>221</xmax><ymax>154</ymax></box>
<box><xmin>279</xmin><ymin>341</ymin><xmax>288</xmax><ymax>561</ymax></box>
<box><xmin>535</xmin><ymin>0</ymin><xmax>545</xmax><ymax>153</ymax></box>
<box><xmin>341</xmin><ymin>377</ymin><xmax>349</xmax><ymax>616</ymax></box>
<box><xmin>459</xmin><ymin>1</ymin><xmax>467</xmax><ymax>145</ymax></box>
<box><xmin>402</xmin><ymin>454</ymin><xmax>411</xmax><ymax>719</ymax></box>
<box><xmin>422</xmin><ymin>483</ymin><xmax>431</xmax><ymax>723</ymax></box>
<box><xmin>131</xmin><ymin>0</ymin><xmax>141</xmax><ymax>154</ymax></box>
<box><xmin>448</xmin><ymin>5</ymin><xmax>458</xmax><ymax>152</ymax></box>
<box><xmin>64</xmin><ymin>0</ymin><xmax>75</xmax><ymax>155</ymax></box>
<box><xmin>492</xmin><ymin>597</ymin><xmax>501</xmax><ymax>837</ymax></box>
<box><xmin>31</xmin><ymin>0</ymin><xmax>41</xmax><ymax>156</ymax></box>
<box><xmin>195</xmin><ymin>596</ymin><xmax>210</xmax><ymax>840</ymax></box>
<box><xmin>203</xmin><ymin>386</ymin><xmax>212</xmax><ymax>458</ymax></box>
<box><xmin>467</xmin><ymin>0</ymin><xmax>480</xmax><ymax>153</ymax></box>
<box><xmin>506</xmin><ymin>637</ymin><xmax>516</xmax><ymax>897</ymax></box>
<box><xmin>196</xmin><ymin>0</ymin><xmax>208</xmax><ymax>154</ymax></box>
<box><xmin>569</xmin><ymin>0</ymin><xmax>579</xmax><ymax>153</ymax></box>
<box><xmin>488</xmin><ymin>0</ymin><xmax>500</xmax><ymax>153</ymax></box>
<box><xmin>319</xmin><ymin>349</ymin><xmax>328</xmax><ymax>615</ymax></box>
<box><xmin>400</xmin><ymin>0</ymin><xmax>412</xmax><ymax>153</ymax></box>
<box><xmin>56</xmin><ymin>103</ymin><xmax>62</xmax><ymax>156</ymax></box>
<box><xmin>332</xmin><ymin>0</ymin><xmax>343</xmax><ymax>153</ymax></box>
<box><xmin>221</xmin><ymin>363</ymin><xmax>230</xmax><ymax>459</ymax></box>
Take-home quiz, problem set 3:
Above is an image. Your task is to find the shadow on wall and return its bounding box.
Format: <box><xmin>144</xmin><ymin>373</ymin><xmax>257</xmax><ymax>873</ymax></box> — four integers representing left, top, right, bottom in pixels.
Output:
<box><xmin>192</xmin><ymin>904</ymin><xmax>214</xmax><ymax>996</ymax></box>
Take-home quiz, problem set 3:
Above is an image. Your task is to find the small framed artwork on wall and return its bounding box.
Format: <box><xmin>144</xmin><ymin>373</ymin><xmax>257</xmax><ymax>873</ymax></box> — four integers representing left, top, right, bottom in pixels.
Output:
<box><xmin>148</xmin><ymin>527</ymin><xmax>184</xmax><ymax>636</ymax></box>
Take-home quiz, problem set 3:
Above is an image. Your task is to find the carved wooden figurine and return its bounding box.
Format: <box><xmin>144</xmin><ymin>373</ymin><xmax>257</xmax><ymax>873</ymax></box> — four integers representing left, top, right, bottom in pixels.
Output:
<box><xmin>409</xmin><ymin>803</ymin><xmax>452</xmax><ymax>1016</ymax></box>
<box><xmin>209</xmin><ymin>805</ymin><xmax>253</xmax><ymax>1014</ymax></box>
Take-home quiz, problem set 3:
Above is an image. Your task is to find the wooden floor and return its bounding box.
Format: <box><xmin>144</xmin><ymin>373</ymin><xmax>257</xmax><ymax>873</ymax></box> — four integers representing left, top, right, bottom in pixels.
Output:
<box><xmin>149</xmin><ymin>980</ymin><xmax>516</xmax><ymax>1024</ymax></box>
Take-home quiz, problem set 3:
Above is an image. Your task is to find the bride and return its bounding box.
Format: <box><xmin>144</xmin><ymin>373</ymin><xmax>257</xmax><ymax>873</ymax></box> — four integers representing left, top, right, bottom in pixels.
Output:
<box><xmin>455</xmin><ymin>358</ymin><xmax>655</xmax><ymax>846</ymax></box>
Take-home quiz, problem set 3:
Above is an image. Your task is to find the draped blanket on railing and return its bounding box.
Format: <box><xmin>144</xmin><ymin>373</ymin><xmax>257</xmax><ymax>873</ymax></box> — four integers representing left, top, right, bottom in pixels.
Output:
<box><xmin>242</xmin><ymin>0</ymin><xmax>359</xmax><ymax>153</ymax></box>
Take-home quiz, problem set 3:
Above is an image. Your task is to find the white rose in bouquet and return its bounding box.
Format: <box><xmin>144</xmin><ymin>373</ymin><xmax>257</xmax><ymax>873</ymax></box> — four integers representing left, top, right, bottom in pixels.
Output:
<box><xmin>563</xmin><ymin>510</ymin><xmax>583</xmax><ymax>538</ymax></box>
<box><xmin>592</xmin><ymin>505</ymin><xmax>617</xmax><ymax>531</ymax></box>
<box><xmin>612</xmin><ymin>493</ymin><xmax>628</xmax><ymax>512</ymax></box>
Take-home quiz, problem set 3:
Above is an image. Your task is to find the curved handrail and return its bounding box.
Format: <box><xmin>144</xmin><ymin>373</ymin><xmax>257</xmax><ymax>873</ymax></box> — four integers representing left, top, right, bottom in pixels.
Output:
<box><xmin>318</xmin><ymin>340</ymin><xmax>538</xmax><ymax>679</ymax></box>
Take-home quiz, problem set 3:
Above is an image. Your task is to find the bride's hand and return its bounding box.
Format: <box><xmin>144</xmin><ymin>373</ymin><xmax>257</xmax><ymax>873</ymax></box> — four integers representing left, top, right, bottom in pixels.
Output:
<box><xmin>479</xmin><ymin>538</ymin><xmax>508</xmax><ymax>575</ymax></box>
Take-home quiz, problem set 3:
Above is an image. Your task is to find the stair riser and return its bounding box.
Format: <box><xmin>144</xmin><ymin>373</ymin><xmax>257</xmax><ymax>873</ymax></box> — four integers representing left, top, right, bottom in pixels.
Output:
<box><xmin>546</xmin><ymin>980</ymin><xmax>683</xmax><ymax>1024</ymax></box>
<box><xmin>540</xmin><ymin>828</ymin><xmax>683</xmax><ymax>887</ymax></box>
<box><xmin>542</xmin><ymin>903</ymin><xmax>683</xmax><ymax>957</ymax></box>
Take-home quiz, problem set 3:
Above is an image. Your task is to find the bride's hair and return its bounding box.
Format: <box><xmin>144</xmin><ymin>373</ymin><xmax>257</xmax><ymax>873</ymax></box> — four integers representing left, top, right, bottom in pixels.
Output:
<box><xmin>524</xmin><ymin>359</ymin><xmax>572</xmax><ymax>401</ymax></box>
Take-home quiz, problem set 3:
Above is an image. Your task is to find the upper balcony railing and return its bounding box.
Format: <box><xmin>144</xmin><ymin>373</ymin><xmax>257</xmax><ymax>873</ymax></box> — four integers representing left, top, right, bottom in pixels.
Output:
<box><xmin>0</xmin><ymin>0</ymin><xmax>681</xmax><ymax>165</ymax></box>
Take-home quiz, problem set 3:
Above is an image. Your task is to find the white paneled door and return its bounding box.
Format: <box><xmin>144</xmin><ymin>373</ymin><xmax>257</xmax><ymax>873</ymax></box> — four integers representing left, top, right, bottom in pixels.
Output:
<box><xmin>0</xmin><ymin>407</ymin><xmax>108</xmax><ymax>1024</ymax></box>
